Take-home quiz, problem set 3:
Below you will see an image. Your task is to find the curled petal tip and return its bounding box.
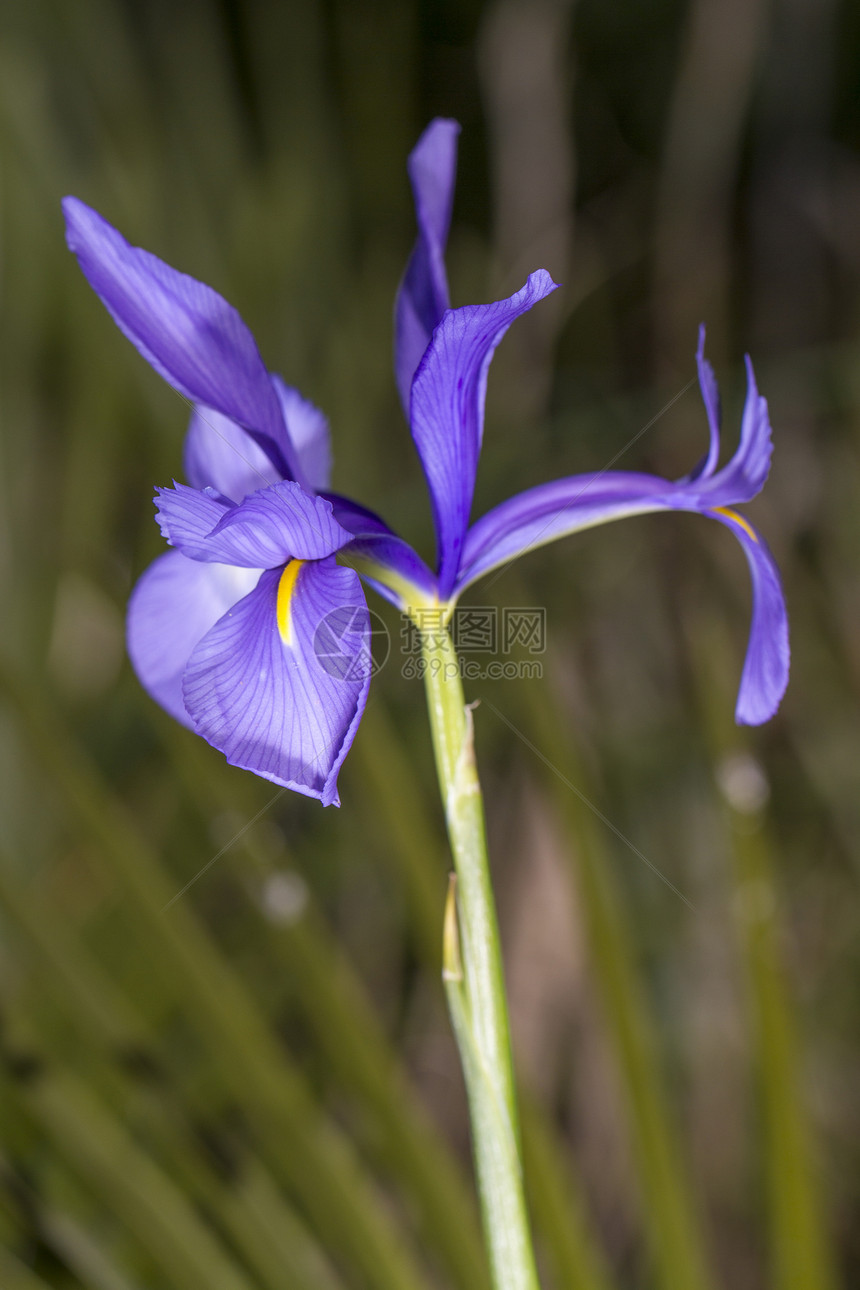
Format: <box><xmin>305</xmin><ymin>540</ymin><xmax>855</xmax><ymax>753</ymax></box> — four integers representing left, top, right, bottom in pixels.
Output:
<box><xmin>697</xmin><ymin>322</ymin><xmax>707</xmax><ymax>356</ymax></box>
<box><xmin>529</xmin><ymin>268</ymin><xmax>560</xmax><ymax>294</ymax></box>
<box><xmin>413</xmin><ymin>117</ymin><xmax>462</xmax><ymax>151</ymax></box>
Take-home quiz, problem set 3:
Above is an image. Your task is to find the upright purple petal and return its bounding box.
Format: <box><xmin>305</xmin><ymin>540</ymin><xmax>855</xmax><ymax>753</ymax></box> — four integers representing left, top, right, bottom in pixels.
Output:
<box><xmin>689</xmin><ymin>324</ymin><xmax>721</xmax><ymax>480</ymax></box>
<box><xmin>63</xmin><ymin>197</ymin><xmax>289</xmax><ymax>473</ymax></box>
<box><xmin>184</xmin><ymin>405</ymin><xmax>282</xmax><ymax>503</ymax></box>
<box><xmin>157</xmin><ymin>480</ymin><xmax>349</xmax><ymax>567</ymax></box>
<box><xmin>182</xmin><ymin>560</ymin><xmax>371</xmax><ymax>805</ymax></box>
<box><xmin>410</xmin><ymin>270</ymin><xmax>559</xmax><ymax>597</ymax></box>
<box><xmin>183</xmin><ymin>377</ymin><xmax>331</xmax><ymax>501</ymax></box>
<box><xmin>703</xmin><ymin>356</ymin><xmax>773</xmax><ymax>503</ymax></box>
<box><xmin>394</xmin><ymin>119</ymin><xmax>460</xmax><ymax>412</ymax></box>
<box><xmin>712</xmin><ymin>511</ymin><xmax>789</xmax><ymax>724</ymax></box>
<box><xmin>273</xmin><ymin>376</ymin><xmax>332</xmax><ymax>493</ymax></box>
<box><xmin>127</xmin><ymin>551</ymin><xmax>262</xmax><ymax>726</ymax></box>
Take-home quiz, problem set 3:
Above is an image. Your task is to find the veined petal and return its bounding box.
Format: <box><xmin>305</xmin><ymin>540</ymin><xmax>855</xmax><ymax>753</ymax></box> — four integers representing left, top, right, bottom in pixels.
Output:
<box><xmin>183</xmin><ymin>377</ymin><xmax>331</xmax><ymax>501</ymax></box>
<box><xmin>395</xmin><ymin>118</ymin><xmax>460</xmax><ymax>413</ymax></box>
<box><xmin>184</xmin><ymin>404</ymin><xmax>282</xmax><ymax>503</ymax></box>
<box><xmin>63</xmin><ymin>197</ymin><xmax>288</xmax><ymax>472</ymax></box>
<box><xmin>712</xmin><ymin>511</ymin><xmax>789</xmax><ymax>724</ymax></box>
<box><xmin>411</xmin><ymin>269</ymin><xmax>559</xmax><ymax>597</ymax></box>
<box><xmin>127</xmin><ymin>551</ymin><xmax>261</xmax><ymax>727</ymax></box>
<box><xmin>703</xmin><ymin>355</ymin><xmax>773</xmax><ymax>503</ymax></box>
<box><xmin>182</xmin><ymin>560</ymin><xmax>371</xmax><ymax>805</ymax></box>
<box><xmin>456</xmin><ymin>471</ymin><xmax>789</xmax><ymax>724</ymax></box>
<box><xmin>326</xmin><ymin>493</ymin><xmax>438</xmax><ymax>608</ymax></box>
<box><xmin>156</xmin><ymin>480</ymin><xmax>348</xmax><ymax>567</ymax></box>
<box><xmin>209</xmin><ymin>482</ymin><xmax>350</xmax><ymax>564</ymax></box>
<box><xmin>273</xmin><ymin>376</ymin><xmax>332</xmax><ymax>493</ymax></box>
<box><xmin>456</xmin><ymin>471</ymin><xmax>673</xmax><ymax>590</ymax></box>
<box><xmin>155</xmin><ymin>483</ymin><xmax>233</xmax><ymax>560</ymax></box>
<box><xmin>457</xmin><ymin>338</ymin><xmax>777</xmax><ymax>589</ymax></box>
<box><xmin>681</xmin><ymin>335</ymin><xmax>773</xmax><ymax>504</ymax></box>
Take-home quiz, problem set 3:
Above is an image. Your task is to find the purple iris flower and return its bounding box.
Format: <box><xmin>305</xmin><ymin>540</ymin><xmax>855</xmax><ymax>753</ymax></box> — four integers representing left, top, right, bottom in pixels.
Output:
<box><xmin>63</xmin><ymin>119</ymin><xmax>788</xmax><ymax>804</ymax></box>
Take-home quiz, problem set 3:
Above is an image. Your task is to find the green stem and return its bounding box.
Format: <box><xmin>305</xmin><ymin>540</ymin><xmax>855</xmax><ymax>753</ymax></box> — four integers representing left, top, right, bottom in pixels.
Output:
<box><xmin>420</xmin><ymin>626</ymin><xmax>541</xmax><ymax>1290</ymax></box>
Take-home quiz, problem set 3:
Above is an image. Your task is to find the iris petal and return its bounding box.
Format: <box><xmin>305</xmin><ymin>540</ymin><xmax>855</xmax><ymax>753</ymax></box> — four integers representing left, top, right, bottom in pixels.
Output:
<box><xmin>690</xmin><ymin>324</ymin><xmax>721</xmax><ymax>480</ymax></box>
<box><xmin>156</xmin><ymin>480</ymin><xmax>349</xmax><ymax>567</ymax></box>
<box><xmin>272</xmin><ymin>376</ymin><xmax>333</xmax><ymax>493</ymax></box>
<box><xmin>394</xmin><ymin>118</ymin><xmax>460</xmax><ymax>412</ymax></box>
<box><xmin>155</xmin><ymin>483</ymin><xmax>233</xmax><ymax>560</ymax></box>
<box><xmin>182</xmin><ymin>560</ymin><xmax>371</xmax><ymax>805</ymax></box>
<box><xmin>703</xmin><ymin>356</ymin><xmax>773</xmax><ymax>503</ymax></box>
<box><xmin>127</xmin><ymin>551</ymin><xmax>261</xmax><ymax>726</ymax></box>
<box><xmin>712</xmin><ymin>512</ymin><xmax>790</xmax><ymax>725</ymax></box>
<box><xmin>183</xmin><ymin>404</ymin><xmax>283</xmax><ymax>503</ymax></box>
<box><xmin>208</xmin><ymin>482</ymin><xmax>350</xmax><ymax>565</ymax></box>
<box><xmin>326</xmin><ymin>493</ymin><xmax>438</xmax><ymax>608</ymax></box>
<box><xmin>183</xmin><ymin>378</ymin><xmax>331</xmax><ymax>503</ymax></box>
<box><xmin>457</xmin><ymin>471</ymin><xmax>672</xmax><ymax>590</ymax></box>
<box><xmin>455</xmin><ymin>469</ymin><xmax>789</xmax><ymax>724</ymax></box>
<box><xmin>411</xmin><ymin>270</ymin><xmax>559</xmax><ymax>597</ymax></box>
<box><xmin>63</xmin><ymin>197</ymin><xmax>288</xmax><ymax>473</ymax></box>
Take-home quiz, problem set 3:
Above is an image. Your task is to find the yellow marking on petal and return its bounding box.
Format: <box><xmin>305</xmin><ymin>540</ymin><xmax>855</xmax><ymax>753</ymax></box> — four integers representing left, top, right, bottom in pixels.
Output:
<box><xmin>276</xmin><ymin>559</ymin><xmax>305</xmax><ymax>645</ymax></box>
<box><xmin>712</xmin><ymin>506</ymin><xmax>759</xmax><ymax>543</ymax></box>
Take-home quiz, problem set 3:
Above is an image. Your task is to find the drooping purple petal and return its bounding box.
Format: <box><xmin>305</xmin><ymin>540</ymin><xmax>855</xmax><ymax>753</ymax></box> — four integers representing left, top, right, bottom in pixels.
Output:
<box><xmin>183</xmin><ymin>405</ymin><xmax>282</xmax><ymax>503</ymax></box>
<box><xmin>273</xmin><ymin>376</ymin><xmax>332</xmax><ymax>492</ymax></box>
<box><xmin>712</xmin><ymin>511</ymin><xmax>789</xmax><ymax>724</ymax></box>
<box><xmin>394</xmin><ymin>118</ymin><xmax>460</xmax><ymax>413</ymax></box>
<box><xmin>410</xmin><ymin>270</ymin><xmax>559</xmax><ymax>597</ymax></box>
<box><xmin>457</xmin><ymin>471</ymin><xmax>674</xmax><ymax>590</ymax></box>
<box><xmin>127</xmin><ymin>551</ymin><xmax>262</xmax><ymax>727</ymax></box>
<box><xmin>455</xmin><ymin>468</ymin><xmax>789</xmax><ymax>723</ymax></box>
<box><xmin>63</xmin><ymin>197</ymin><xmax>289</xmax><ymax>474</ymax></box>
<box><xmin>326</xmin><ymin>493</ymin><xmax>438</xmax><ymax>608</ymax></box>
<box><xmin>157</xmin><ymin>480</ymin><xmax>349</xmax><ymax>567</ymax></box>
<box><xmin>182</xmin><ymin>560</ymin><xmax>371</xmax><ymax>805</ymax></box>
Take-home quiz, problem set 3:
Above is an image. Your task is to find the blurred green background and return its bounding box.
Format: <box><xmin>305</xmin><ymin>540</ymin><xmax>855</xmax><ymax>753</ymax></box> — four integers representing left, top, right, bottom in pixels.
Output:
<box><xmin>1</xmin><ymin>1</ymin><xmax>858</xmax><ymax>1287</ymax></box>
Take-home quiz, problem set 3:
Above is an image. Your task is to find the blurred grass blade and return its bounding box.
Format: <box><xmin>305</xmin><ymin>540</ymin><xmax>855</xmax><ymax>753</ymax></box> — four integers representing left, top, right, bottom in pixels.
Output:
<box><xmin>355</xmin><ymin>702</ymin><xmax>447</xmax><ymax>964</ymax></box>
<box><xmin>38</xmin><ymin>1208</ymin><xmax>145</xmax><ymax>1290</ymax></box>
<box><xmin>5</xmin><ymin>1073</ymin><xmax>257</xmax><ymax>1290</ymax></box>
<box><xmin>0</xmin><ymin>1248</ymin><xmax>58</xmax><ymax>1290</ymax></box>
<box><xmin>728</xmin><ymin>820</ymin><xmax>840</xmax><ymax>1290</ymax></box>
<box><xmin>167</xmin><ymin>729</ymin><xmax>492</xmax><ymax>1290</ymax></box>
<box><xmin>0</xmin><ymin>849</ymin><xmax>349</xmax><ymax>1290</ymax></box>
<box><xmin>518</xmin><ymin>682</ymin><xmax>716</xmax><ymax>1290</ymax></box>
<box><xmin>520</xmin><ymin>1098</ymin><xmax>616</xmax><ymax>1290</ymax></box>
<box><xmin>0</xmin><ymin>659</ymin><xmax>432</xmax><ymax>1290</ymax></box>
<box><xmin>695</xmin><ymin>619</ymin><xmax>840</xmax><ymax>1290</ymax></box>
